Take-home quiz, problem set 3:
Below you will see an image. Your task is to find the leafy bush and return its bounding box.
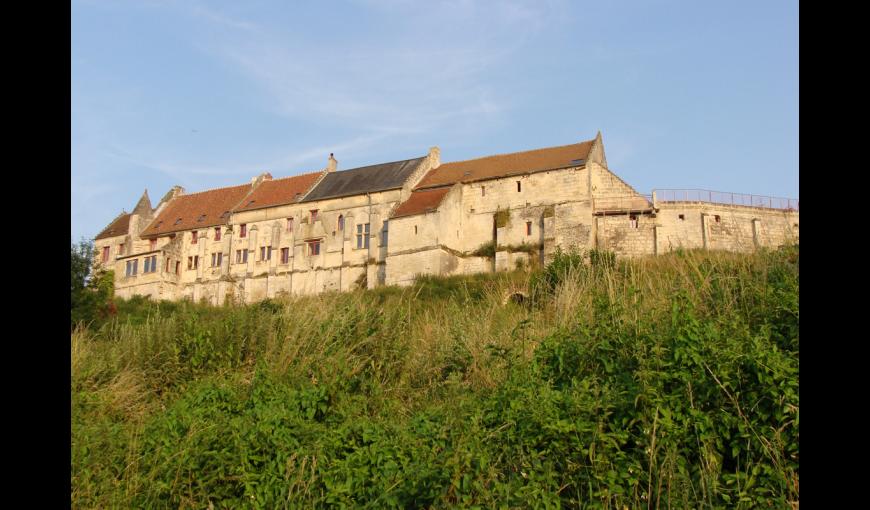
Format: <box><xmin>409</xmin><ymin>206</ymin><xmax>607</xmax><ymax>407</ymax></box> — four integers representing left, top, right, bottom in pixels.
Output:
<box><xmin>72</xmin><ymin>247</ymin><xmax>799</xmax><ymax>508</ymax></box>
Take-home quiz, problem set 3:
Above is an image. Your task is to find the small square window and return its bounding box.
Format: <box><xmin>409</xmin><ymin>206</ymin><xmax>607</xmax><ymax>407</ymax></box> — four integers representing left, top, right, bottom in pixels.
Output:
<box><xmin>678</xmin><ymin>214</ymin><xmax>685</xmax><ymax>221</ymax></box>
<box><xmin>714</xmin><ymin>215</ymin><xmax>721</xmax><ymax>223</ymax></box>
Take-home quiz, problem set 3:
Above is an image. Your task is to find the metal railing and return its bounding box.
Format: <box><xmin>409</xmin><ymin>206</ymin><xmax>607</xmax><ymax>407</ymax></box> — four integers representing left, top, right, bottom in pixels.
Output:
<box><xmin>653</xmin><ymin>189</ymin><xmax>799</xmax><ymax>211</ymax></box>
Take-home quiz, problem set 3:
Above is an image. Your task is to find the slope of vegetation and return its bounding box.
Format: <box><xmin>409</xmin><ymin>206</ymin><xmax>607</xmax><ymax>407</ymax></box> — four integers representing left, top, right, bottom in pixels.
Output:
<box><xmin>71</xmin><ymin>247</ymin><xmax>799</xmax><ymax>509</ymax></box>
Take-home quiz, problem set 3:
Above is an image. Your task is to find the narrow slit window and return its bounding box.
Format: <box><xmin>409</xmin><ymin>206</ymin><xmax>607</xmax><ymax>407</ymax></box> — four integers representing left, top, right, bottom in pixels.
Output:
<box><xmin>526</xmin><ymin>221</ymin><xmax>532</xmax><ymax>236</ymax></box>
<box><xmin>191</xmin><ymin>231</ymin><xmax>198</xmax><ymax>244</ymax></box>
<box><xmin>517</xmin><ymin>181</ymin><xmax>522</xmax><ymax>192</ymax></box>
<box><xmin>338</xmin><ymin>215</ymin><xmax>344</xmax><ymax>231</ymax></box>
<box><xmin>482</xmin><ymin>186</ymin><xmax>486</xmax><ymax>196</ymax></box>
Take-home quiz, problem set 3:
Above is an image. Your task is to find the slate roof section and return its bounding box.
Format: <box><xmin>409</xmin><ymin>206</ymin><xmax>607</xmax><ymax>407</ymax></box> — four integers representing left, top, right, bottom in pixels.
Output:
<box><xmin>301</xmin><ymin>157</ymin><xmax>426</xmax><ymax>202</ymax></box>
<box><xmin>234</xmin><ymin>171</ymin><xmax>323</xmax><ymax>212</ymax></box>
<box><xmin>415</xmin><ymin>140</ymin><xmax>594</xmax><ymax>190</ymax></box>
<box><xmin>140</xmin><ymin>183</ymin><xmax>253</xmax><ymax>238</ymax></box>
<box><xmin>391</xmin><ymin>187</ymin><xmax>453</xmax><ymax>219</ymax></box>
<box><xmin>95</xmin><ymin>212</ymin><xmax>132</xmax><ymax>240</ymax></box>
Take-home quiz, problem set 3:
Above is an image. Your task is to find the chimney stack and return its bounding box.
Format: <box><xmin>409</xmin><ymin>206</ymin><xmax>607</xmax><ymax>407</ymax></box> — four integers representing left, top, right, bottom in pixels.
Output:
<box><xmin>428</xmin><ymin>146</ymin><xmax>441</xmax><ymax>169</ymax></box>
<box><xmin>328</xmin><ymin>153</ymin><xmax>338</xmax><ymax>172</ymax></box>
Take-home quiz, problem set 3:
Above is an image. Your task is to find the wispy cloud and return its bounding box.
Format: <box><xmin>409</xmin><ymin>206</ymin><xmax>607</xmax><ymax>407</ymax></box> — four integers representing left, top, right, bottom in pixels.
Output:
<box><xmin>189</xmin><ymin>0</ymin><xmax>561</xmax><ymax>136</ymax></box>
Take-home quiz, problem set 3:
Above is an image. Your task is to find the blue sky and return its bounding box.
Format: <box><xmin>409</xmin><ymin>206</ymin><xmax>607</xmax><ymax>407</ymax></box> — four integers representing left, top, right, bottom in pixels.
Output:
<box><xmin>72</xmin><ymin>0</ymin><xmax>798</xmax><ymax>242</ymax></box>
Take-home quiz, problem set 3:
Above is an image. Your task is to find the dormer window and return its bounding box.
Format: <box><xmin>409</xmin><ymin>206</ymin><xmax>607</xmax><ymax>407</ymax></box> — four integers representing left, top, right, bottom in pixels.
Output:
<box><xmin>174</xmin><ymin>218</ymin><xmax>182</xmax><ymax>225</ymax></box>
<box><xmin>197</xmin><ymin>214</ymin><xmax>206</xmax><ymax>222</ymax></box>
<box><xmin>220</xmin><ymin>210</ymin><xmax>230</xmax><ymax>219</ymax></box>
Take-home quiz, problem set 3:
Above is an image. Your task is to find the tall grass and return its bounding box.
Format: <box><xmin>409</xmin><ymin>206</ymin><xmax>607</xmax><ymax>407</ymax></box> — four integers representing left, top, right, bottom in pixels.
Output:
<box><xmin>72</xmin><ymin>246</ymin><xmax>798</xmax><ymax>509</ymax></box>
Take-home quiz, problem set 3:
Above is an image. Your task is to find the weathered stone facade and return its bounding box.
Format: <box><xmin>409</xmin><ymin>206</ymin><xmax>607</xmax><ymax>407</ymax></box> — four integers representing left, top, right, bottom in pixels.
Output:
<box><xmin>93</xmin><ymin>133</ymin><xmax>799</xmax><ymax>303</ymax></box>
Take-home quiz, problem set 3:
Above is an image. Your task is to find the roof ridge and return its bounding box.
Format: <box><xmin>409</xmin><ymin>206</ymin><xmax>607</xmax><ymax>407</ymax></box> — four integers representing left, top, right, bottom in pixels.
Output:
<box><xmin>441</xmin><ymin>139</ymin><xmax>595</xmax><ymax>166</ymax></box>
<box><xmin>176</xmin><ymin>181</ymin><xmax>252</xmax><ymax>198</ymax></box>
<box><xmin>335</xmin><ymin>155</ymin><xmax>426</xmax><ymax>173</ymax></box>
<box><xmin>265</xmin><ymin>170</ymin><xmax>323</xmax><ymax>182</ymax></box>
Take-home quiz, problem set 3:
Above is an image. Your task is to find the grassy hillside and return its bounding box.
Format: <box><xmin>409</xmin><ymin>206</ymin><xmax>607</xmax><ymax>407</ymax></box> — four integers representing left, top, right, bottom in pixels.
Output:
<box><xmin>71</xmin><ymin>247</ymin><xmax>799</xmax><ymax>509</ymax></box>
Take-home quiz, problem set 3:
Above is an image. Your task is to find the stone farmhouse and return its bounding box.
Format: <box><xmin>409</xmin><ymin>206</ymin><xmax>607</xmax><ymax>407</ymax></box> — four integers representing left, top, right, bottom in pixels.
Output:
<box><xmin>92</xmin><ymin>133</ymin><xmax>799</xmax><ymax>304</ymax></box>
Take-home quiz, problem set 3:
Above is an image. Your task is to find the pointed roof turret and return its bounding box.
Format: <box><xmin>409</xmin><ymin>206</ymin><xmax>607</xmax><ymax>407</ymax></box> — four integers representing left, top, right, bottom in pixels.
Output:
<box><xmin>133</xmin><ymin>189</ymin><xmax>152</xmax><ymax>215</ymax></box>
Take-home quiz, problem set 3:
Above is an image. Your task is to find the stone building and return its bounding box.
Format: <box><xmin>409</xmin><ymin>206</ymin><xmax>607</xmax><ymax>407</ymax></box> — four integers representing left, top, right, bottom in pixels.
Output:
<box><xmin>92</xmin><ymin>133</ymin><xmax>799</xmax><ymax>303</ymax></box>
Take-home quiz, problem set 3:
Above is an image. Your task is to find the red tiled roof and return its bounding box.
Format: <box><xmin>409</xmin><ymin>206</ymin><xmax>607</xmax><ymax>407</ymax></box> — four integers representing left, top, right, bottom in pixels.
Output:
<box><xmin>416</xmin><ymin>140</ymin><xmax>594</xmax><ymax>189</ymax></box>
<box><xmin>234</xmin><ymin>171</ymin><xmax>322</xmax><ymax>212</ymax></box>
<box><xmin>140</xmin><ymin>183</ymin><xmax>253</xmax><ymax>238</ymax></box>
<box><xmin>95</xmin><ymin>213</ymin><xmax>131</xmax><ymax>240</ymax></box>
<box><xmin>391</xmin><ymin>187</ymin><xmax>452</xmax><ymax>218</ymax></box>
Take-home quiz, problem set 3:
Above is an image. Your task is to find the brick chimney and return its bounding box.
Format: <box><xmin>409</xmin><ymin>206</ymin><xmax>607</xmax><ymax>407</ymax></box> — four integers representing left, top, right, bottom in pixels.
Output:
<box><xmin>328</xmin><ymin>153</ymin><xmax>338</xmax><ymax>172</ymax></box>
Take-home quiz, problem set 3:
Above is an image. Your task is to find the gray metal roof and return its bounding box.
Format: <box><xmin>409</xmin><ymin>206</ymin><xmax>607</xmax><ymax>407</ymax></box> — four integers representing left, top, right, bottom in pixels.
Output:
<box><xmin>301</xmin><ymin>156</ymin><xmax>426</xmax><ymax>202</ymax></box>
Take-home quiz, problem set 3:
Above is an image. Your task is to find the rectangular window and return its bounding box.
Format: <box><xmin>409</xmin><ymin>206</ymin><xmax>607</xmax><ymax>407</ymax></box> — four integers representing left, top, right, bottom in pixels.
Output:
<box><xmin>118</xmin><ymin>243</ymin><xmax>125</xmax><ymax>256</ymax></box>
<box><xmin>381</xmin><ymin>221</ymin><xmax>388</xmax><ymax>246</ymax></box>
<box><xmin>144</xmin><ymin>256</ymin><xmax>151</xmax><ymax>273</ymax></box>
<box><xmin>356</xmin><ymin>223</ymin><xmax>370</xmax><ymax>249</ymax></box>
<box><xmin>175</xmin><ymin>261</ymin><xmax>180</xmax><ymax>275</ymax></box>
<box><xmin>236</xmin><ymin>250</ymin><xmax>242</xmax><ymax>264</ymax></box>
<box><xmin>215</xmin><ymin>227</ymin><xmax>222</xmax><ymax>241</ymax></box>
<box><xmin>102</xmin><ymin>246</ymin><xmax>110</xmax><ymax>263</ymax></box>
<box><xmin>150</xmin><ymin>239</ymin><xmax>157</xmax><ymax>251</ymax></box>
<box><xmin>526</xmin><ymin>221</ymin><xmax>532</xmax><ymax>236</ymax></box>
<box><xmin>281</xmin><ymin>247</ymin><xmax>289</xmax><ymax>264</ymax></box>
<box><xmin>243</xmin><ymin>250</ymin><xmax>248</xmax><ymax>263</ymax></box>
<box><xmin>629</xmin><ymin>215</ymin><xmax>638</xmax><ymax>229</ymax></box>
<box><xmin>308</xmin><ymin>240</ymin><xmax>321</xmax><ymax>256</ymax></box>
<box><xmin>482</xmin><ymin>186</ymin><xmax>486</xmax><ymax>196</ymax></box>
<box><xmin>194</xmin><ymin>255</ymin><xmax>199</xmax><ymax>269</ymax></box>
<box><xmin>166</xmin><ymin>258</ymin><xmax>171</xmax><ymax>272</ymax></box>
<box><xmin>260</xmin><ymin>247</ymin><xmax>265</xmax><ymax>261</ymax></box>
<box><xmin>310</xmin><ymin>210</ymin><xmax>319</xmax><ymax>222</ymax></box>
<box><xmin>192</xmin><ymin>231</ymin><xmax>198</xmax><ymax>244</ymax></box>
<box><xmin>287</xmin><ymin>217</ymin><xmax>294</xmax><ymax>232</ymax></box>
<box><xmin>217</xmin><ymin>252</ymin><xmax>223</xmax><ymax>267</ymax></box>
<box><xmin>240</xmin><ymin>224</ymin><xmax>247</xmax><ymax>238</ymax></box>
<box><xmin>517</xmin><ymin>181</ymin><xmax>522</xmax><ymax>192</ymax></box>
<box><xmin>145</xmin><ymin>255</ymin><xmax>156</xmax><ymax>273</ymax></box>
<box><xmin>188</xmin><ymin>256</ymin><xmax>193</xmax><ymax>270</ymax></box>
<box><xmin>714</xmin><ymin>215</ymin><xmax>721</xmax><ymax>223</ymax></box>
<box><xmin>211</xmin><ymin>253</ymin><xmax>217</xmax><ymax>267</ymax></box>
